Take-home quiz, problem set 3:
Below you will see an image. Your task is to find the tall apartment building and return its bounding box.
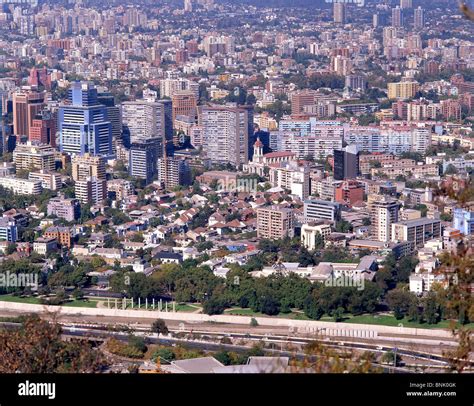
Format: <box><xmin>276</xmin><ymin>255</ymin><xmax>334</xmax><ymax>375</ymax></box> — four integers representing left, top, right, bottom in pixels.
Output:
<box><xmin>203</xmin><ymin>35</ymin><xmax>235</xmax><ymax>57</ymax></box>
<box><xmin>388</xmin><ymin>81</ymin><xmax>419</xmax><ymax>100</ymax></box>
<box><xmin>304</xmin><ymin>199</ymin><xmax>342</xmax><ymax>223</ymax></box>
<box><xmin>277</xmin><ymin>133</ymin><xmax>343</xmax><ymax>160</ymax></box>
<box><xmin>122</xmin><ymin>99</ymin><xmax>173</xmax><ymax>156</ymax></box>
<box><xmin>257</xmin><ymin>206</ymin><xmax>295</xmax><ymax>240</ymax></box>
<box><xmin>184</xmin><ymin>0</ymin><xmax>193</xmax><ymax>12</ymax></box>
<box><xmin>75</xmin><ymin>177</ymin><xmax>107</xmax><ymax>205</ymax></box>
<box><xmin>333</xmin><ymin>3</ymin><xmax>346</xmax><ymax>24</ymax></box>
<box><xmin>369</xmin><ymin>195</ymin><xmax>400</xmax><ymax>242</ymax></box>
<box><xmin>201</xmin><ymin>106</ymin><xmax>250</xmax><ymax>166</ymax></box>
<box><xmin>129</xmin><ymin>138</ymin><xmax>161</xmax><ymax>184</ymax></box>
<box><xmin>160</xmin><ymin>78</ymin><xmax>199</xmax><ymax>99</ymax></box>
<box><xmin>157</xmin><ymin>156</ymin><xmax>191</xmax><ymax>190</ymax></box>
<box><xmin>346</xmin><ymin>126</ymin><xmax>430</xmax><ymax>155</ymax></box>
<box><xmin>12</xmin><ymin>88</ymin><xmax>45</xmax><ymax>138</ymax></box>
<box><xmin>72</xmin><ymin>154</ymin><xmax>106</xmax><ymax>182</ymax></box>
<box><xmin>13</xmin><ymin>142</ymin><xmax>56</xmax><ymax>172</ymax></box>
<box><xmin>414</xmin><ymin>6</ymin><xmax>424</xmax><ymax>30</ymax></box>
<box><xmin>47</xmin><ymin>196</ymin><xmax>80</xmax><ymax>222</ymax></box>
<box><xmin>391</xmin><ymin>6</ymin><xmax>403</xmax><ymax>28</ymax></box>
<box><xmin>58</xmin><ymin>82</ymin><xmax>112</xmax><ymax>156</ymax></box>
<box><xmin>345</xmin><ymin>74</ymin><xmax>367</xmax><ymax>91</ymax></box>
<box><xmin>72</xmin><ymin>154</ymin><xmax>107</xmax><ymax>204</ymax></box>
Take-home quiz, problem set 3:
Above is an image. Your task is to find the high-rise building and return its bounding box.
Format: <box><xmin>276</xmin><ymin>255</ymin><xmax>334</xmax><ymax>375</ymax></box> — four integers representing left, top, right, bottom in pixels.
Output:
<box><xmin>157</xmin><ymin>156</ymin><xmax>191</xmax><ymax>190</ymax></box>
<box><xmin>269</xmin><ymin>161</ymin><xmax>310</xmax><ymax>200</ymax></box>
<box><xmin>75</xmin><ymin>177</ymin><xmax>107</xmax><ymax>205</ymax></box>
<box><xmin>13</xmin><ymin>142</ymin><xmax>56</xmax><ymax>172</ymax></box>
<box><xmin>391</xmin><ymin>218</ymin><xmax>441</xmax><ymax>248</ymax></box>
<box><xmin>391</xmin><ymin>6</ymin><xmax>403</xmax><ymax>28</ymax></box>
<box><xmin>369</xmin><ymin>195</ymin><xmax>400</xmax><ymax>242</ymax></box>
<box><xmin>400</xmin><ymin>0</ymin><xmax>412</xmax><ymax>9</ymax></box>
<box><xmin>333</xmin><ymin>145</ymin><xmax>359</xmax><ymax>181</ymax></box>
<box><xmin>333</xmin><ymin>3</ymin><xmax>346</xmax><ymax>24</ymax></box>
<box><xmin>184</xmin><ymin>0</ymin><xmax>193</xmax><ymax>12</ymax></box>
<box><xmin>304</xmin><ymin>199</ymin><xmax>342</xmax><ymax>223</ymax></box>
<box><xmin>257</xmin><ymin>206</ymin><xmax>295</xmax><ymax>240</ymax></box>
<box><xmin>414</xmin><ymin>6</ymin><xmax>424</xmax><ymax>30</ymax></box>
<box><xmin>203</xmin><ymin>35</ymin><xmax>235</xmax><ymax>57</ymax></box>
<box><xmin>201</xmin><ymin>106</ymin><xmax>250</xmax><ymax>166</ymax></box>
<box><xmin>58</xmin><ymin>82</ymin><xmax>112</xmax><ymax>156</ymax></box>
<box><xmin>98</xmin><ymin>91</ymin><xmax>122</xmax><ymax>154</ymax></box>
<box><xmin>72</xmin><ymin>154</ymin><xmax>106</xmax><ymax>182</ymax></box>
<box><xmin>0</xmin><ymin>177</ymin><xmax>42</xmax><ymax>195</ymax></box>
<box><xmin>345</xmin><ymin>75</ymin><xmax>367</xmax><ymax>91</ymax></box>
<box><xmin>160</xmin><ymin>78</ymin><xmax>199</xmax><ymax>99</ymax></box>
<box><xmin>13</xmin><ymin>88</ymin><xmax>45</xmax><ymax>138</ymax></box>
<box><xmin>387</xmin><ymin>81</ymin><xmax>419</xmax><ymax>100</ymax></box>
<box><xmin>172</xmin><ymin>91</ymin><xmax>197</xmax><ymax>124</ymax></box>
<box><xmin>291</xmin><ymin>90</ymin><xmax>317</xmax><ymax>115</ymax></box>
<box><xmin>453</xmin><ymin>208</ymin><xmax>474</xmax><ymax>235</ymax></box>
<box><xmin>28</xmin><ymin>110</ymin><xmax>56</xmax><ymax>147</ymax></box>
<box><xmin>175</xmin><ymin>49</ymin><xmax>189</xmax><ymax>64</ymax></box>
<box><xmin>47</xmin><ymin>196</ymin><xmax>80</xmax><ymax>222</ymax></box>
<box><xmin>122</xmin><ymin>99</ymin><xmax>173</xmax><ymax>156</ymax></box>
<box><xmin>129</xmin><ymin>138</ymin><xmax>161</xmax><ymax>184</ymax></box>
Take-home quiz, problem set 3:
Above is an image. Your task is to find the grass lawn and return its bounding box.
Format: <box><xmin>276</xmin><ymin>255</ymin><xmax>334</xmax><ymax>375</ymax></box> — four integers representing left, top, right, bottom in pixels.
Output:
<box><xmin>0</xmin><ymin>294</ymin><xmax>42</xmax><ymax>304</ymax></box>
<box><xmin>225</xmin><ymin>308</ymin><xmax>261</xmax><ymax>316</ymax></box>
<box><xmin>343</xmin><ymin>314</ymin><xmax>473</xmax><ymax>330</ymax></box>
<box><xmin>0</xmin><ymin>294</ymin><xmax>99</xmax><ymax>308</ymax></box>
<box><xmin>224</xmin><ymin>307</ymin><xmax>473</xmax><ymax>329</ymax></box>
<box><xmin>175</xmin><ymin>303</ymin><xmax>201</xmax><ymax>312</ymax></box>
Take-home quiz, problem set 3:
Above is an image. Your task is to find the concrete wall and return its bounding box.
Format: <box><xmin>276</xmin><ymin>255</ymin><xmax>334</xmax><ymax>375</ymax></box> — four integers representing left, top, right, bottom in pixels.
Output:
<box><xmin>0</xmin><ymin>301</ymin><xmax>454</xmax><ymax>339</ymax></box>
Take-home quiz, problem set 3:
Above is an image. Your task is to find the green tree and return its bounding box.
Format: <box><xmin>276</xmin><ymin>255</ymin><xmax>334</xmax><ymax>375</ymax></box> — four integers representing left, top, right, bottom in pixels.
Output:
<box><xmin>151</xmin><ymin>319</ymin><xmax>169</xmax><ymax>335</ymax></box>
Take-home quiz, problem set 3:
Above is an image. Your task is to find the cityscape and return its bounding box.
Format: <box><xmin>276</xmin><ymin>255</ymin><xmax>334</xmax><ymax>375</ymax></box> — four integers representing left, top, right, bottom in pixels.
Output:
<box><xmin>0</xmin><ymin>0</ymin><xmax>472</xmax><ymax>392</ymax></box>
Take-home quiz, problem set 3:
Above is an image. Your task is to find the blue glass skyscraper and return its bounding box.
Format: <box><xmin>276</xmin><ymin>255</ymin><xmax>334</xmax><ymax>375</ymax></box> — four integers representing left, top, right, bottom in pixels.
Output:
<box><xmin>58</xmin><ymin>82</ymin><xmax>112</xmax><ymax>156</ymax></box>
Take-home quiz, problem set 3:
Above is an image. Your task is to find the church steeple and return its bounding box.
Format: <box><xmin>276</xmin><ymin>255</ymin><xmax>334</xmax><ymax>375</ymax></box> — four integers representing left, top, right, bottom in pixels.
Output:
<box><xmin>253</xmin><ymin>137</ymin><xmax>263</xmax><ymax>162</ymax></box>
